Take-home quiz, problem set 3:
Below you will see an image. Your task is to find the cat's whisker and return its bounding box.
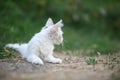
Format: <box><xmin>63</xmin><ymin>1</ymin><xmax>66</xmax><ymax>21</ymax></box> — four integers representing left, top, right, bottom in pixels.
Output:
<box><xmin>61</xmin><ymin>41</ymin><xmax>64</xmax><ymax>49</ymax></box>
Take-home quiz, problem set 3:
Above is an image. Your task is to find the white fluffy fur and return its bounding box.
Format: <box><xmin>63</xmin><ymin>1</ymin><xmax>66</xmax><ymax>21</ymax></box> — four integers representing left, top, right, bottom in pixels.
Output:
<box><xmin>5</xmin><ymin>18</ymin><xmax>64</xmax><ymax>65</ymax></box>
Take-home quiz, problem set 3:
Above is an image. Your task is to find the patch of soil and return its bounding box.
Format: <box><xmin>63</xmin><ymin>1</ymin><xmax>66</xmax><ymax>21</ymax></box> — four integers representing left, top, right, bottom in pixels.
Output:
<box><xmin>0</xmin><ymin>52</ymin><xmax>120</xmax><ymax>80</ymax></box>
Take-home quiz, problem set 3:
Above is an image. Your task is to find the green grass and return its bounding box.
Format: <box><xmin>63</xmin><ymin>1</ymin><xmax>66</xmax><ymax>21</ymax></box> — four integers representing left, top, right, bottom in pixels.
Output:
<box><xmin>0</xmin><ymin>24</ymin><xmax>120</xmax><ymax>58</ymax></box>
<box><xmin>62</xmin><ymin>27</ymin><xmax>120</xmax><ymax>55</ymax></box>
<box><xmin>0</xmin><ymin>0</ymin><xmax>120</xmax><ymax>58</ymax></box>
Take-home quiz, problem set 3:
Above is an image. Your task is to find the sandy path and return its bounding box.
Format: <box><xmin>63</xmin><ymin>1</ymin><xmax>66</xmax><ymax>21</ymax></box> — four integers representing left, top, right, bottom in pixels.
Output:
<box><xmin>0</xmin><ymin>52</ymin><xmax>119</xmax><ymax>80</ymax></box>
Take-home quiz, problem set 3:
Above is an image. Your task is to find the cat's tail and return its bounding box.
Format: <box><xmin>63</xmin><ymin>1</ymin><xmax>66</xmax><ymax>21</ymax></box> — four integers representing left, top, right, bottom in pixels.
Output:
<box><xmin>5</xmin><ymin>43</ymin><xmax>28</xmax><ymax>58</ymax></box>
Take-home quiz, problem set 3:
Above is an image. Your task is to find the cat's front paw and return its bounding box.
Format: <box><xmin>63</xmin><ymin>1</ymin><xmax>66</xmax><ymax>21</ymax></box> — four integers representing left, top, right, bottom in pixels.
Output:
<box><xmin>31</xmin><ymin>59</ymin><xmax>44</xmax><ymax>65</ymax></box>
<box><xmin>54</xmin><ymin>58</ymin><xmax>62</xmax><ymax>64</ymax></box>
<box><xmin>45</xmin><ymin>57</ymin><xmax>62</xmax><ymax>64</ymax></box>
<box><xmin>32</xmin><ymin>59</ymin><xmax>44</xmax><ymax>65</ymax></box>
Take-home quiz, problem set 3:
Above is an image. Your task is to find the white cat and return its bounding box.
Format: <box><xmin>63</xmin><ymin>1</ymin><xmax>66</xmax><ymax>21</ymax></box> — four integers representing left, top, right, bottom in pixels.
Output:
<box><xmin>5</xmin><ymin>18</ymin><xmax>64</xmax><ymax>65</ymax></box>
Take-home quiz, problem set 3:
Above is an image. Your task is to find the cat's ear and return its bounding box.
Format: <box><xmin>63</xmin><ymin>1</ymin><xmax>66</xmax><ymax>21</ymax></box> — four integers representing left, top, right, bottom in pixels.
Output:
<box><xmin>54</xmin><ymin>19</ymin><xmax>64</xmax><ymax>28</ymax></box>
<box><xmin>50</xmin><ymin>19</ymin><xmax>63</xmax><ymax>33</ymax></box>
<box><xmin>45</xmin><ymin>18</ymin><xmax>54</xmax><ymax>26</ymax></box>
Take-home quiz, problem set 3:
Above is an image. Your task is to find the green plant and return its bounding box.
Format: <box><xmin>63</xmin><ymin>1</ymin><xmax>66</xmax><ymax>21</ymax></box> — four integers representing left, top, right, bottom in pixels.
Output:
<box><xmin>0</xmin><ymin>48</ymin><xmax>16</xmax><ymax>59</ymax></box>
<box><xmin>86</xmin><ymin>57</ymin><xmax>97</xmax><ymax>65</ymax></box>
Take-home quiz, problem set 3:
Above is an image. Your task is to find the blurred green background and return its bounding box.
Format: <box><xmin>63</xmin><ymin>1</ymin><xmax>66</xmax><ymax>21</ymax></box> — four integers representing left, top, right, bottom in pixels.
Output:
<box><xmin>0</xmin><ymin>0</ymin><xmax>120</xmax><ymax>57</ymax></box>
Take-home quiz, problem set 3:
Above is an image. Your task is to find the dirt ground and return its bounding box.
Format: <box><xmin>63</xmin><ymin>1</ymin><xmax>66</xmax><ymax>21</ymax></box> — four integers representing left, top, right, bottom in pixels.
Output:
<box><xmin>0</xmin><ymin>52</ymin><xmax>120</xmax><ymax>80</ymax></box>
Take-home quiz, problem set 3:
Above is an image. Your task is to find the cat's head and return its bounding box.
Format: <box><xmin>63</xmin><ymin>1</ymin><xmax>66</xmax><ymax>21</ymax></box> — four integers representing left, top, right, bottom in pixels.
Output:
<box><xmin>43</xmin><ymin>18</ymin><xmax>64</xmax><ymax>45</ymax></box>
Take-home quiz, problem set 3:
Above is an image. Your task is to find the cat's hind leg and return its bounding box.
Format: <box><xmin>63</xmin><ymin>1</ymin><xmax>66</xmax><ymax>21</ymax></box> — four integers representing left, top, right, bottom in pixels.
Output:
<box><xmin>26</xmin><ymin>54</ymin><xmax>44</xmax><ymax>65</ymax></box>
